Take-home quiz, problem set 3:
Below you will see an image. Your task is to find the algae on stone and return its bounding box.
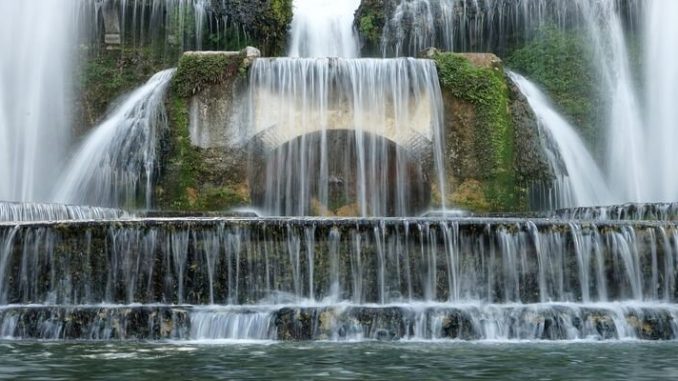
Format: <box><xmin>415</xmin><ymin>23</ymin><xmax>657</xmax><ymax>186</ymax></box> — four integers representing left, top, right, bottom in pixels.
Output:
<box><xmin>156</xmin><ymin>51</ymin><xmax>253</xmax><ymax>211</ymax></box>
<box><xmin>433</xmin><ymin>52</ymin><xmax>552</xmax><ymax>212</ymax></box>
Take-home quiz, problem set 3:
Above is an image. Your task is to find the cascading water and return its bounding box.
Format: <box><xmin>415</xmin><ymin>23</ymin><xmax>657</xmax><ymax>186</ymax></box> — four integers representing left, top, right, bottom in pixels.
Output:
<box><xmin>644</xmin><ymin>0</ymin><xmax>678</xmax><ymax>202</ymax></box>
<box><xmin>0</xmin><ymin>217</ymin><xmax>677</xmax><ymax>341</ymax></box>
<box><xmin>84</xmin><ymin>0</ymin><xmax>211</xmax><ymax>52</ymax></box>
<box><xmin>247</xmin><ymin>58</ymin><xmax>446</xmax><ymax>216</ymax></box>
<box><xmin>380</xmin><ymin>0</ymin><xmax>678</xmax><ymax>206</ymax></box>
<box><xmin>508</xmin><ymin>71</ymin><xmax>612</xmax><ymax>208</ymax></box>
<box><xmin>53</xmin><ymin>69</ymin><xmax>175</xmax><ymax>209</ymax></box>
<box><xmin>382</xmin><ymin>0</ymin><xmax>456</xmax><ymax>57</ymax></box>
<box><xmin>381</xmin><ymin>0</ymin><xmax>587</xmax><ymax>57</ymax></box>
<box><xmin>287</xmin><ymin>0</ymin><xmax>361</xmax><ymax>58</ymax></box>
<box><xmin>0</xmin><ymin>0</ymin><xmax>75</xmax><ymax>202</ymax></box>
<box><xmin>575</xmin><ymin>0</ymin><xmax>645</xmax><ymax>203</ymax></box>
<box><xmin>2</xmin><ymin>0</ymin><xmax>678</xmax><ymax>350</ymax></box>
<box><xmin>0</xmin><ymin>202</ymin><xmax>128</xmax><ymax>222</ymax></box>
<box><xmin>553</xmin><ymin>202</ymin><xmax>678</xmax><ymax>221</ymax></box>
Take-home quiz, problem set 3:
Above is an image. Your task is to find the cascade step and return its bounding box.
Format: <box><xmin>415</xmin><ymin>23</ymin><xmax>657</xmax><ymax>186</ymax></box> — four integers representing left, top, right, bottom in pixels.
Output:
<box><xmin>0</xmin><ymin>306</ymin><xmax>190</xmax><ymax>340</ymax></box>
<box><xmin>1</xmin><ymin>303</ymin><xmax>677</xmax><ymax>341</ymax></box>
<box><xmin>1</xmin><ymin>218</ymin><xmax>677</xmax><ymax>305</ymax></box>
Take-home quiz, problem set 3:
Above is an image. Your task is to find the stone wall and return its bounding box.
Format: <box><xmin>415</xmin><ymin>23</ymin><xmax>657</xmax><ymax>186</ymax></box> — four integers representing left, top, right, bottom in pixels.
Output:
<box><xmin>155</xmin><ymin>49</ymin><xmax>258</xmax><ymax>211</ymax></box>
<box><xmin>432</xmin><ymin>51</ymin><xmax>553</xmax><ymax>212</ymax></box>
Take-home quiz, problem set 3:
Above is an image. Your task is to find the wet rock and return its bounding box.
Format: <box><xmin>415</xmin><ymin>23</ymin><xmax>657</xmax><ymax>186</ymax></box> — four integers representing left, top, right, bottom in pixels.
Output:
<box><xmin>375</xmin><ymin>328</ymin><xmax>399</xmax><ymax>341</ymax></box>
<box><xmin>440</xmin><ymin>311</ymin><xmax>478</xmax><ymax>340</ymax></box>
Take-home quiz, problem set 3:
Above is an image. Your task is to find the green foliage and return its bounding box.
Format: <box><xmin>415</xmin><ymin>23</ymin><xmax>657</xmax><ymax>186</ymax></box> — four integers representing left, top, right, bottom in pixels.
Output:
<box><xmin>255</xmin><ymin>0</ymin><xmax>294</xmax><ymax>55</ymax></box>
<box><xmin>269</xmin><ymin>0</ymin><xmax>292</xmax><ymax>23</ymax></box>
<box><xmin>219</xmin><ymin>0</ymin><xmax>293</xmax><ymax>55</ymax></box>
<box><xmin>434</xmin><ymin>52</ymin><xmax>518</xmax><ymax>211</ymax></box>
<box><xmin>359</xmin><ymin>13</ymin><xmax>382</xmax><ymax>45</ymax></box>
<box><xmin>172</xmin><ymin>53</ymin><xmax>241</xmax><ymax>98</ymax></box>
<box><xmin>354</xmin><ymin>0</ymin><xmax>387</xmax><ymax>55</ymax></box>
<box><xmin>165</xmin><ymin>96</ymin><xmax>202</xmax><ymax>210</ymax></box>
<box><xmin>508</xmin><ymin>26</ymin><xmax>600</xmax><ymax>144</ymax></box>
<box><xmin>78</xmin><ymin>48</ymin><xmax>167</xmax><ymax>125</ymax></box>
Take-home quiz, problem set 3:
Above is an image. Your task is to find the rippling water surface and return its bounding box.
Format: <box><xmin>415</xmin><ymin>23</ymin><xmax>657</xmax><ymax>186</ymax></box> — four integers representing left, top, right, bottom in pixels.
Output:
<box><xmin>0</xmin><ymin>341</ymin><xmax>676</xmax><ymax>380</ymax></box>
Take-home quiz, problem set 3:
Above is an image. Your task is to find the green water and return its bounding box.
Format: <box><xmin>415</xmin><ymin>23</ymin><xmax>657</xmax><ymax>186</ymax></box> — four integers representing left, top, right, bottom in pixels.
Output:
<box><xmin>0</xmin><ymin>341</ymin><xmax>676</xmax><ymax>380</ymax></box>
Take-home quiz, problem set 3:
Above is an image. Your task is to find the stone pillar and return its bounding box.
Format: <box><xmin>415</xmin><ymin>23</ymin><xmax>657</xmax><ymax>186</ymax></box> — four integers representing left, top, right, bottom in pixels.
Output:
<box><xmin>102</xmin><ymin>0</ymin><xmax>121</xmax><ymax>46</ymax></box>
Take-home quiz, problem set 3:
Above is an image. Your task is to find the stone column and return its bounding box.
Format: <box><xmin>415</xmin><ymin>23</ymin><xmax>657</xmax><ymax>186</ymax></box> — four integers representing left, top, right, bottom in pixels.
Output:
<box><xmin>102</xmin><ymin>0</ymin><xmax>121</xmax><ymax>46</ymax></box>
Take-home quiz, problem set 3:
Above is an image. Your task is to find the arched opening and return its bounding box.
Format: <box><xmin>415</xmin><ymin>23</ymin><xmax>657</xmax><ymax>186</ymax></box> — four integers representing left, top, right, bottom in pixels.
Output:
<box><xmin>249</xmin><ymin>129</ymin><xmax>431</xmax><ymax>216</ymax></box>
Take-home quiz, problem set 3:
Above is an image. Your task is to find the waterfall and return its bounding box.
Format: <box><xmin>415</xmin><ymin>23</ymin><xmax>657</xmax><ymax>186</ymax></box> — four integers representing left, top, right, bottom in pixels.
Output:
<box><xmin>247</xmin><ymin>58</ymin><xmax>445</xmax><ymax>216</ymax></box>
<box><xmin>53</xmin><ymin>69</ymin><xmax>175</xmax><ymax>209</ymax></box>
<box><xmin>0</xmin><ymin>217</ymin><xmax>674</xmax><ymax>306</ymax></box>
<box><xmin>0</xmin><ymin>217</ymin><xmax>677</xmax><ymax>341</ymax></box>
<box><xmin>575</xmin><ymin>0</ymin><xmax>645</xmax><ymax>203</ymax></box>
<box><xmin>381</xmin><ymin>0</ymin><xmax>587</xmax><ymax>57</ymax></box>
<box><xmin>287</xmin><ymin>0</ymin><xmax>361</xmax><ymax>58</ymax></box>
<box><xmin>0</xmin><ymin>0</ymin><xmax>76</xmax><ymax>202</ymax></box>
<box><xmin>508</xmin><ymin>71</ymin><xmax>612</xmax><ymax>208</ymax></box>
<box><xmin>0</xmin><ymin>202</ymin><xmax>128</xmax><ymax>222</ymax></box>
<box><xmin>554</xmin><ymin>203</ymin><xmax>678</xmax><ymax>221</ymax></box>
<box><xmin>644</xmin><ymin>0</ymin><xmax>678</xmax><ymax>201</ymax></box>
<box><xmin>379</xmin><ymin>0</ymin><xmax>678</xmax><ymax>206</ymax></box>
<box><xmin>83</xmin><ymin>0</ymin><xmax>211</xmax><ymax>51</ymax></box>
<box><xmin>382</xmin><ymin>0</ymin><xmax>456</xmax><ymax>57</ymax></box>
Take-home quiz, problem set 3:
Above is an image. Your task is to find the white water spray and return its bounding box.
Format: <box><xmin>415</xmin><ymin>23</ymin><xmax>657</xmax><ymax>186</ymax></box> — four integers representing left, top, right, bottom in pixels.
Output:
<box><xmin>509</xmin><ymin>71</ymin><xmax>612</xmax><ymax>207</ymax></box>
<box><xmin>576</xmin><ymin>0</ymin><xmax>645</xmax><ymax>203</ymax></box>
<box><xmin>644</xmin><ymin>0</ymin><xmax>678</xmax><ymax>201</ymax></box>
<box><xmin>288</xmin><ymin>0</ymin><xmax>361</xmax><ymax>57</ymax></box>
<box><xmin>0</xmin><ymin>0</ymin><xmax>75</xmax><ymax>202</ymax></box>
<box><xmin>53</xmin><ymin>69</ymin><xmax>175</xmax><ymax>209</ymax></box>
<box><xmin>247</xmin><ymin>58</ymin><xmax>445</xmax><ymax>216</ymax></box>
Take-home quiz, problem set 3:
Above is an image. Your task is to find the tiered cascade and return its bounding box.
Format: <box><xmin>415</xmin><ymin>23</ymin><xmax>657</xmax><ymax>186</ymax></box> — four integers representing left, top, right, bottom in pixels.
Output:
<box><xmin>0</xmin><ymin>217</ymin><xmax>677</xmax><ymax>340</ymax></box>
<box><xmin>0</xmin><ymin>0</ymin><xmax>678</xmax><ymax>345</ymax></box>
<box><xmin>247</xmin><ymin>57</ymin><xmax>445</xmax><ymax>216</ymax></box>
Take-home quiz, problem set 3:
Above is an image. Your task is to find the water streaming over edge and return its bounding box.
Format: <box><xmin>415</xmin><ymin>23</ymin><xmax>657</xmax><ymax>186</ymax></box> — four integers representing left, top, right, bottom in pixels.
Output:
<box><xmin>0</xmin><ymin>217</ymin><xmax>676</xmax><ymax>341</ymax></box>
<box><xmin>0</xmin><ymin>202</ymin><xmax>129</xmax><ymax>222</ymax></box>
<box><xmin>53</xmin><ymin>69</ymin><xmax>175</xmax><ymax>209</ymax></box>
<box><xmin>508</xmin><ymin>71</ymin><xmax>613</xmax><ymax>208</ymax></box>
<box><xmin>287</xmin><ymin>0</ymin><xmax>362</xmax><ymax>58</ymax></box>
<box><xmin>0</xmin><ymin>0</ymin><xmax>76</xmax><ymax>202</ymax></box>
<box><xmin>247</xmin><ymin>58</ymin><xmax>446</xmax><ymax>216</ymax></box>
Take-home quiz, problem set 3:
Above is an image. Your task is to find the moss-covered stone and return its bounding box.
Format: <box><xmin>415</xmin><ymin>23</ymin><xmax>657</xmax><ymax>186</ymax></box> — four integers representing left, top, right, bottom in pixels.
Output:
<box><xmin>211</xmin><ymin>0</ymin><xmax>293</xmax><ymax>56</ymax></box>
<box><xmin>354</xmin><ymin>0</ymin><xmax>396</xmax><ymax>55</ymax></box>
<box><xmin>433</xmin><ymin>52</ymin><xmax>520</xmax><ymax>212</ymax></box>
<box><xmin>172</xmin><ymin>52</ymin><xmax>243</xmax><ymax>98</ymax></box>
<box><xmin>507</xmin><ymin>26</ymin><xmax>601</xmax><ymax>146</ymax></box>
<box><xmin>75</xmin><ymin>47</ymin><xmax>168</xmax><ymax>133</ymax></box>
<box><xmin>156</xmin><ymin>51</ymin><xmax>253</xmax><ymax>211</ymax></box>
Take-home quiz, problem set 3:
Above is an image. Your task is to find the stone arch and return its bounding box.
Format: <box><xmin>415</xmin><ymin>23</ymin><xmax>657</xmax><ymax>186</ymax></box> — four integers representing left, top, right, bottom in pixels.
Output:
<box><xmin>249</xmin><ymin>129</ymin><xmax>432</xmax><ymax>216</ymax></box>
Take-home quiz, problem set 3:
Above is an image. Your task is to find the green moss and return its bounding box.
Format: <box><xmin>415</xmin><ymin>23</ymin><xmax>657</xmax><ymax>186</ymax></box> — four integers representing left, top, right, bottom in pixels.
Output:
<box><xmin>269</xmin><ymin>0</ymin><xmax>292</xmax><ymax>23</ymax></box>
<box><xmin>78</xmin><ymin>48</ymin><xmax>167</xmax><ymax>127</ymax></box>
<box><xmin>354</xmin><ymin>0</ymin><xmax>387</xmax><ymax>55</ymax></box>
<box><xmin>172</xmin><ymin>53</ymin><xmax>242</xmax><ymax>98</ymax></box>
<box><xmin>507</xmin><ymin>25</ymin><xmax>600</xmax><ymax>145</ymax></box>
<box><xmin>359</xmin><ymin>13</ymin><xmax>382</xmax><ymax>45</ymax></box>
<box><xmin>434</xmin><ymin>52</ymin><xmax>518</xmax><ymax>211</ymax></box>
<box><xmin>216</xmin><ymin>0</ymin><xmax>293</xmax><ymax>55</ymax></box>
<box><xmin>159</xmin><ymin>72</ymin><xmax>251</xmax><ymax>211</ymax></box>
<box><xmin>160</xmin><ymin>96</ymin><xmax>202</xmax><ymax>210</ymax></box>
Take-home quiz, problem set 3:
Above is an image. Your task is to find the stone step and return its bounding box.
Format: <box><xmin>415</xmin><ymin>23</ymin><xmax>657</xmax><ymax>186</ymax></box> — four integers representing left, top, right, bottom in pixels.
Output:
<box><xmin>1</xmin><ymin>303</ymin><xmax>677</xmax><ymax>341</ymax></box>
<box><xmin>1</xmin><ymin>217</ymin><xmax>677</xmax><ymax>305</ymax></box>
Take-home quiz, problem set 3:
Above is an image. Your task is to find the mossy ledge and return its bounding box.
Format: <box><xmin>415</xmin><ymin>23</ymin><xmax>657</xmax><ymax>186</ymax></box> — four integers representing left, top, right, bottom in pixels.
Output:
<box><xmin>171</xmin><ymin>52</ymin><xmax>243</xmax><ymax>98</ymax></box>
